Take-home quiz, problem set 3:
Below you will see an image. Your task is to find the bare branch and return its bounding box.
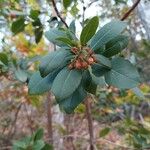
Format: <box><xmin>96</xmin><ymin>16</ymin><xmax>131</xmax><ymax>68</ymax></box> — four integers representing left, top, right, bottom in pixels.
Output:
<box><xmin>51</xmin><ymin>0</ymin><xmax>68</xmax><ymax>28</ymax></box>
<box><xmin>63</xmin><ymin>114</ymin><xmax>76</xmax><ymax>150</ymax></box>
<box><xmin>121</xmin><ymin>0</ymin><xmax>141</xmax><ymax>21</ymax></box>
<box><xmin>9</xmin><ymin>103</ymin><xmax>22</xmax><ymax>138</ymax></box>
<box><xmin>46</xmin><ymin>92</ymin><xmax>53</xmax><ymax>145</ymax></box>
<box><xmin>85</xmin><ymin>97</ymin><xmax>94</xmax><ymax>150</ymax></box>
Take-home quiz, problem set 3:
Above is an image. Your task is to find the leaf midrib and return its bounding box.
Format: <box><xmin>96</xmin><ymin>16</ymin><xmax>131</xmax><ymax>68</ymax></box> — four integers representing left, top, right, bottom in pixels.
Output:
<box><xmin>82</xmin><ymin>21</ymin><xmax>94</xmax><ymax>44</ymax></box>
<box><xmin>43</xmin><ymin>51</ymin><xmax>65</xmax><ymax>74</ymax></box>
<box><xmin>30</xmin><ymin>74</ymin><xmax>49</xmax><ymax>93</ymax></box>
<box><xmin>91</xmin><ymin>28</ymin><xmax>112</xmax><ymax>50</ymax></box>
<box><xmin>105</xmin><ymin>38</ymin><xmax>128</xmax><ymax>53</ymax></box>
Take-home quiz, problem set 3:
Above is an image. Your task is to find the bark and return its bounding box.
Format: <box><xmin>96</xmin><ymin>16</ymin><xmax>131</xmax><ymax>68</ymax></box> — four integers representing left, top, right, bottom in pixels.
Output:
<box><xmin>85</xmin><ymin>97</ymin><xmax>94</xmax><ymax>150</ymax></box>
<box><xmin>63</xmin><ymin>114</ymin><xmax>76</xmax><ymax>150</ymax></box>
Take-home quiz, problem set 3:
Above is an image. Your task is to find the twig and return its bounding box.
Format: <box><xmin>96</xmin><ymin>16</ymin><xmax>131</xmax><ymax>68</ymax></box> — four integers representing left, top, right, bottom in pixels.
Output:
<box><xmin>51</xmin><ymin>0</ymin><xmax>68</xmax><ymax>28</ymax></box>
<box><xmin>85</xmin><ymin>97</ymin><xmax>94</xmax><ymax>150</ymax></box>
<box><xmin>81</xmin><ymin>0</ymin><xmax>85</xmax><ymax>27</ymax></box>
<box><xmin>46</xmin><ymin>92</ymin><xmax>53</xmax><ymax>145</ymax></box>
<box><xmin>9</xmin><ymin>103</ymin><xmax>22</xmax><ymax>138</ymax></box>
<box><xmin>24</xmin><ymin>104</ymin><xmax>34</xmax><ymax>133</ymax></box>
<box><xmin>63</xmin><ymin>114</ymin><xmax>76</xmax><ymax>150</ymax></box>
<box><xmin>121</xmin><ymin>0</ymin><xmax>141</xmax><ymax>21</ymax></box>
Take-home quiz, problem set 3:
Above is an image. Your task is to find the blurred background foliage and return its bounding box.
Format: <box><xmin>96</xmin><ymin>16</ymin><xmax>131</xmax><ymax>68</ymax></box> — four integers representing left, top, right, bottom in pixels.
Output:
<box><xmin>0</xmin><ymin>0</ymin><xmax>150</xmax><ymax>149</ymax></box>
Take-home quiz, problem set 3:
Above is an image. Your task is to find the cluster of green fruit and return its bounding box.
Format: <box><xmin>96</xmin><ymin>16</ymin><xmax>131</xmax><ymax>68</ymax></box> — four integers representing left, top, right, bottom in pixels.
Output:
<box><xmin>68</xmin><ymin>47</ymin><xmax>96</xmax><ymax>69</ymax></box>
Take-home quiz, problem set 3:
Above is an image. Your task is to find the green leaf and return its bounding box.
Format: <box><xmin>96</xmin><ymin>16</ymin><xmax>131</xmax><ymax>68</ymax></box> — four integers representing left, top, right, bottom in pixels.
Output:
<box><xmin>59</xmin><ymin>86</ymin><xmax>87</xmax><ymax>114</ymax></box>
<box><xmin>65</xmin><ymin>29</ymin><xmax>78</xmax><ymax>41</ymax></box>
<box><xmin>85</xmin><ymin>80</ymin><xmax>97</xmax><ymax>94</ymax></box>
<box><xmin>105</xmin><ymin>57</ymin><xmax>140</xmax><ymax>89</ymax></box>
<box><xmin>34</xmin><ymin>128</ymin><xmax>44</xmax><ymax>141</ymax></box>
<box><xmin>0</xmin><ymin>61</ymin><xmax>5</xmax><ymax>66</ymax></box>
<box><xmin>45</xmin><ymin>29</ymin><xmax>67</xmax><ymax>46</ymax></box>
<box><xmin>30</xmin><ymin>9</ymin><xmax>40</xmax><ymax>20</ymax></box>
<box><xmin>103</xmin><ymin>35</ymin><xmax>129</xmax><ymax>57</ymax></box>
<box><xmin>131</xmin><ymin>87</ymin><xmax>145</xmax><ymax>99</ymax></box>
<box><xmin>15</xmin><ymin>69</ymin><xmax>28</xmax><ymax>82</ymax></box>
<box><xmin>33</xmin><ymin>140</ymin><xmax>45</xmax><ymax>150</ymax></box>
<box><xmin>32</xmin><ymin>18</ymin><xmax>42</xmax><ymax>27</ymax></box>
<box><xmin>56</xmin><ymin>37</ymin><xmax>74</xmax><ymax>46</ymax></box>
<box><xmin>91</xmin><ymin>64</ymin><xmax>110</xmax><ymax>77</ymax></box>
<box><xmin>31</xmin><ymin>18</ymin><xmax>43</xmax><ymax>43</ymax></box>
<box><xmin>69</xmin><ymin>20</ymin><xmax>76</xmax><ymax>33</ymax></box>
<box><xmin>63</xmin><ymin>0</ymin><xmax>72</xmax><ymax>9</ymax></box>
<box><xmin>70</xmin><ymin>2</ymin><xmax>79</xmax><ymax>17</ymax></box>
<box><xmin>89</xmin><ymin>69</ymin><xmax>106</xmax><ymax>86</ymax></box>
<box><xmin>90</xmin><ymin>20</ymin><xmax>127</xmax><ymax>51</ymax></box>
<box><xmin>13</xmin><ymin>141</ymin><xmax>27</xmax><ymax>149</ymax></box>
<box><xmin>92</xmin><ymin>76</ymin><xmax>106</xmax><ymax>86</ymax></box>
<box><xmin>39</xmin><ymin>49</ymin><xmax>71</xmax><ymax>77</ymax></box>
<box><xmin>52</xmin><ymin>67</ymin><xmax>82</xmax><ymax>100</ymax></box>
<box><xmin>0</xmin><ymin>52</ymin><xmax>8</xmax><ymax>65</ymax></box>
<box><xmin>13</xmin><ymin>136</ymin><xmax>31</xmax><ymax>150</ymax></box>
<box><xmin>29</xmin><ymin>96</ymin><xmax>41</xmax><ymax>107</ymax></box>
<box><xmin>42</xmin><ymin>144</ymin><xmax>53</xmax><ymax>150</ymax></box>
<box><xmin>95</xmin><ymin>54</ymin><xmax>111</xmax><ymax>68</ymax></box>
<box><xmin>11</xmin><ymin>17</ymin><xmax>26</xmax><ymax>34</ymax></box>
<box><xmin>99</xmin><ymin>128</ymin><xmax>110</xmax><ymax>137</ymax></box>
<box><xmin>80</xmin><ymin>16</ymin><xmax>99</xmax><ymax>45</ymax></box>
<box><xmin>29</xmin><ymin>70</ymin><xmax>59</xmax><ymax>95</ymax></box>
<box><xmin>34</xmin><ymin>26</ymin><xmax>43</xmax><ymax>43</ymax></box>
<box><xmin>115</xmin><ymin>0</ymin><xmax>127</xmax><ymax>5</ymax></box>
<box><xmin>21</xmin><ymin>137</ymin><xmax>31</xmax><ymax>146</ymax></box>
<box><xmin>82</xmin><ymin>71</ymin><xmax>97</xmax><ymax>94</ymax></box>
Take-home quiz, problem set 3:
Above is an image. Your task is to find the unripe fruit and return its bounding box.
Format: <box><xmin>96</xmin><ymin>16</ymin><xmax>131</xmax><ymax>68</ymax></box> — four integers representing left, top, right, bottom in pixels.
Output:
<box><xmin>88</xmin><ymin>57</ymin><xmax>94</xmax><ymax>64</ymax></box>
<box><xmin>81</xmin><ymin>61</ymin><xmax>88</xmax><ymax>68</ymax></box>
<box><xmin>79</xmin><ymin>54</ymin><xmax>84</xmax><ymax>59</ymax></box>
<box><xmin>75</xmin><ymin>60</ymin><xmax>82</xmax><ymax>69</ymax></box>
<box><xmin>92</xmin><ymin>55</ymin><xmax>97</xmax><ymax>62</ymax></box>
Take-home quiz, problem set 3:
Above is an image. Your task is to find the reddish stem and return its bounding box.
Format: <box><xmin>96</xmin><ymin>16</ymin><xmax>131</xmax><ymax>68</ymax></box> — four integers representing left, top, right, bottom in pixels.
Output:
<box><xmin>121</xmin><ymin>0</ymin><xmax>141</xmax><ymax>21</ymax></box>
<box><xmin>51</xmin><ymin>0</ymin><xmax>68</xmax><ymax>28</ymax></box>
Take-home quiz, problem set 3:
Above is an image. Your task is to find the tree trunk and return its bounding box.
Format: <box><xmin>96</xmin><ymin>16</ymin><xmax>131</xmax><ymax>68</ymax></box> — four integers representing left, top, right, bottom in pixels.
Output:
<box><xmin>63</xmin><ymin>115</ymin><xmax>76</xmax><ymax>150</ymax></box>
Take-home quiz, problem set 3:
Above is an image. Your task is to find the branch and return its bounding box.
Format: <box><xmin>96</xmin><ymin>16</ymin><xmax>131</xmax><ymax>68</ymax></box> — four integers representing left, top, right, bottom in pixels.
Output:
<box><xmin>121</xmin><ymin>0</ymin><xmax>141</xmax><ymax>21</ymax></box>
<box><xmin>81</xmin><ymin>0</ymin><xmax>85</xmax><ymax>27</ymax></box>
<box><xmin>85</xmin><ymin>97</ymin><xmax>94</xmax><ymax>150</ymax></box>
<box><xmin>24</xmin><ymin>104</ymin><xmax>34</xmax><ymax>133</ymax></box>
<box><xmin>9</xmin><ymin>103</ymin><xmax>22</xmax><ymax>138</ymax></box>
<box><xmin>63</xmin><ymin>114</ymin><xmax>76</xmax><ymax>150</ymax></box>
<box><xmin>46</xmin><ymin>92</ymin><xmax>53</xmax><ymax>145</ymax></box>
<box><xmin>51</xmin><ymin>0</ymin><xmax>68</xmax><ymax>28</ymax></box>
